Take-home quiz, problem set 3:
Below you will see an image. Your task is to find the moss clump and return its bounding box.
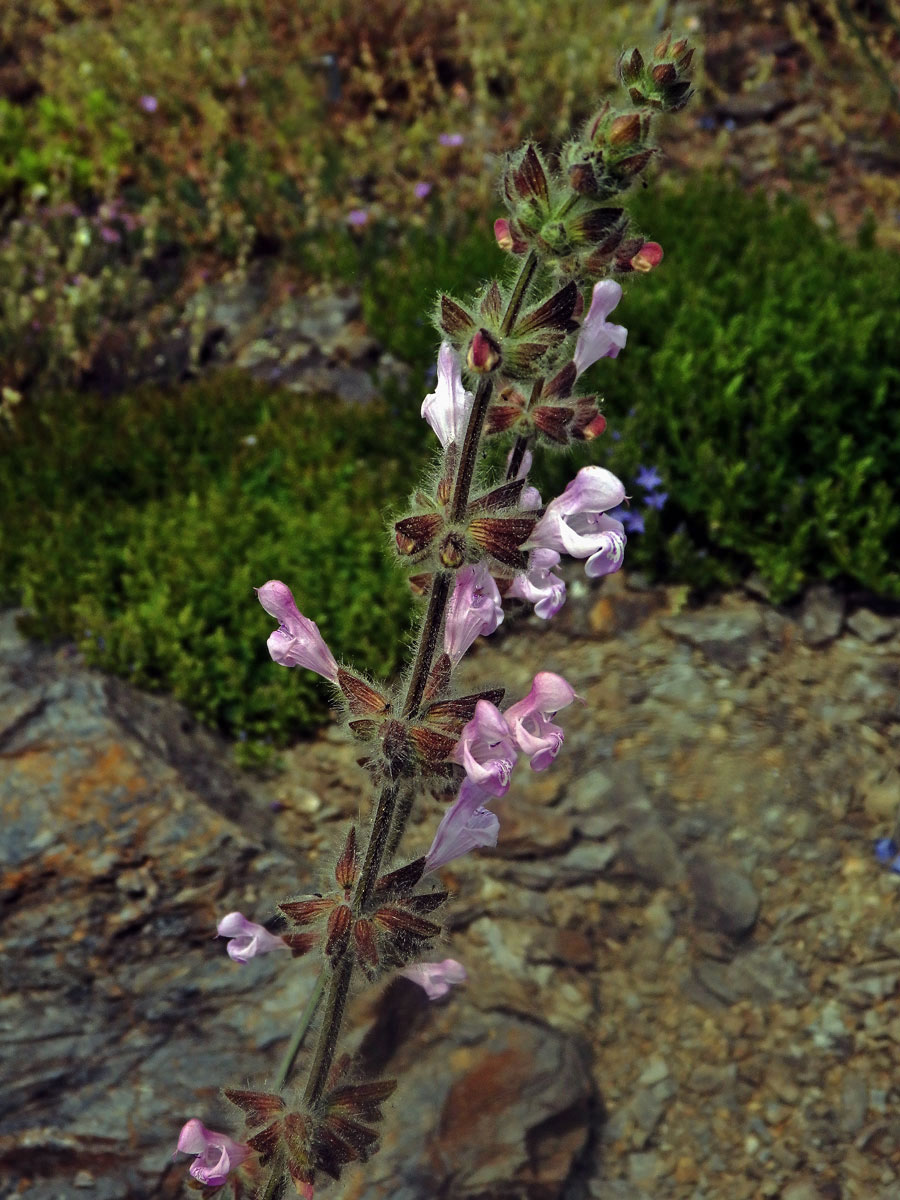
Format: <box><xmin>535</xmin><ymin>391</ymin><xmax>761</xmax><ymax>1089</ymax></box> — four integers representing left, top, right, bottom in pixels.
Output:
<box><xmin>0</xmin><ymin>373</ymin><xmax>425</xmax><ymax>759</ymax></box>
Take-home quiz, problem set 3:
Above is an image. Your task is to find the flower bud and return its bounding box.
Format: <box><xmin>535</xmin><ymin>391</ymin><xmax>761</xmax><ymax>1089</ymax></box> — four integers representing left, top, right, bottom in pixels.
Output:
<box><xmin>439</xmin><ymin>533</ymin><xmax>466</xmax><ymax>569</ymax></box>
<box><xmin>618</xmin><ymin>47</ymin><xmax>644</xmax><ymax>85</ymax></box>
<box><xmin>608</xmin><ymin>113</ymin><xmax>642</xmax><ymax>147</ymax></box>
<box><xmin>467</xmin><ymin>328</ymin><xmax>502</xmax><ymax>373</ymax></box>
<box><xmin>630</xmin><ymin>240</ymin><xmax>664</xmax><ymax>272</ymax></box>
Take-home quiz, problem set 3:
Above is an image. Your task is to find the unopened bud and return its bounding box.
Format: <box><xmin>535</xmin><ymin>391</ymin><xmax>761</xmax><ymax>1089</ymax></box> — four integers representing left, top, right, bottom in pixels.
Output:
<box><xmin>651</xmin><ymin>62</ymin><xmax>677</xmax><ymax>85</ymax></box>
<box><xmin>581</xmin><ymin>413</ymin><xmax>608</xmax><ymax>440</ymax></box>
<box><xmin>670</xmin><ymin>38</ymin><xmax>688</xmax><ymax>57</ymax></box>
<box><xmin>609</xmin><ymin>113</ymin><xmax>642</xmax><ymax>147</ymax></box>
<box><xmin>439</xmin><ymin>533</ymin><xmax>466</xmax><ymax>569</ymax></box>
<box><xmin>630</xmin><ymin>241</ymin><xmax>664</xmax><ymax>272</ymax></box>
<box><xmin>654</xmin><ymin>33</ymin><xmax>672</xmax><ymax>58</ymax></box>
<box><xmin>568</xmin><ymin>160</ymin><xmax>598</xmax><ymax>194</ymax></box>
<box><xmin>494</xmin><ymin>218</ymin><xmax>514</xmax><ymax>251</ymax></box>
<box><xmin>467</xmin><ymin>328</ymin><xmax>502</xmax><ymax>373</ymax></box>
<box><xmin>619</xmin><ymin>47</ymin><xmax>644</xmax><ymax>85</ymax></box>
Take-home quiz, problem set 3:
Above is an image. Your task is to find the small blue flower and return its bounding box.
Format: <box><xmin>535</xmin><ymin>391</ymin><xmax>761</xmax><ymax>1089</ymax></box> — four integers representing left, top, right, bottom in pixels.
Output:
<box><xmin>874</xmin><ymin>837</ymin><xmax>899</xmax><ymax>864</ymax></box>
<box><xmin>611</xmin><ymin>429</ymin><xmax>622</xmax><ymax>441</ymax></box>
<box><xmin>635</xmin><ymin>465</ymin><xmax>663</xmax><ymax>491</ymax></box>
<box><xmin>611</xmin><ymin>506</ymin><xmax>644</xmax><ymax>535</ymax></box>
<box><xmin>644</xmin><ymin>490</ymin><xmax>668</xmax><ymax>511</ymax></box>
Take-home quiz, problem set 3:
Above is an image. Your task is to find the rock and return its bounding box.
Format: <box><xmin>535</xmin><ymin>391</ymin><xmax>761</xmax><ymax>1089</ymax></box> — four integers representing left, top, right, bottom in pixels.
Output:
<box><xmin>781</xmin><ymin>1181</ymin><xmax>824</xmax><ymax>1200</ymax></box>
<box><xmin>800</xmin><ymin>584</ymin><xmax>845</xmax><ymax>646</ymax></box>
<box><xmin>661</xmin><ymin>607</ymin><xmax>768</xmax><ymax>670</ymax></box>
<box><xmin>622</xmin><ymin>825</ymin><xmax>685</xmax><ymax>887</ymax></box>
<box><xmin>688</xmin><ymin>854</ymin><xmax>760</xmax><ymax>936</ymax></box>
<box><xmin>846</xmin><ymin>608</ymin><xmax>896</xmax><ymax>644</ymax></box>
<box><xmin>840</xmin><ymin>1069</ymin><xmax>869</xmax><ymax>1135</ymax></box>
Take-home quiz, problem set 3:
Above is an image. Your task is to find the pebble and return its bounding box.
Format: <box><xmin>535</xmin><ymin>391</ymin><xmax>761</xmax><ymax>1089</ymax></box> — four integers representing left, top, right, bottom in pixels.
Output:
<box><xmin>800</xmin><ymin>584</ymin><xmax>846</xmax><ymax>646</ymax></box>
<box><xmin>688</xmin><ymin>854</ymin><xmax>760</xmax><ymax>936</ymax></box>
<box><xmin>846</xmin><ymin>608</ymin><xmax>896</xmax><ymax>644</ymax></box>
<box><xmin>622</xmin><ymin>825</ymin><xmax>685</xmax><ymax>887</ymax></box>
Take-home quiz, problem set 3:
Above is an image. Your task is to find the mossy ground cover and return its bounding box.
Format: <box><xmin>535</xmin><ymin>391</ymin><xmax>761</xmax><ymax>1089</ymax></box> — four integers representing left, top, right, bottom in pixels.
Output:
<box><xmin>0</xmin><ymin>375</ymin><xmax>425</xmax><ymax>759</ymax></box>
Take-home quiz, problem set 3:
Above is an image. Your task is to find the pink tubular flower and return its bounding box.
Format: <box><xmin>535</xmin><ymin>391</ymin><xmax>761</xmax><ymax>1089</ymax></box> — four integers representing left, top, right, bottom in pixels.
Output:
<box><xmin>422</xmin><ymin>343</ymin><xmax>474</xmax><ymax>448</ymax></box>
<box><xmin>400</xmin><ymin>958</ymin><xmax>468</xmax><ymax>999</ymax></box>
<box><xmin>504</xmin><ymin>672</ymin><xmax>579</xmax><ymax>771</ymax></box>
<box><xmin>506</xmin><ymin>548</ymin><xmax>566</xmax><ymax>619</ymax></box>
<box><xmin>528</xmin><ymin>466</ymin><xmax>627</xmax><ymax>578</ymax></box>
<box><xmin>506</xmin><ymin>447</ymin><xmax>541</xmax><ymax>509</ymax></box>
<box><xmin>256</xmin><ymin>580</ymin><xmax>339</xmax><ymax>681</ymax></box>
<box><xmin>217</xmin><ymin>912</ymin><xmax>289</xmax><ymax>963</ymax></box>
<box><xmin>175</xmin><ymin>1119</ymin><xmax>250</xmax><ymax>1187</ymax></box>
<box><xmin>573</xmin><ymin>280</ymin><xmax>628</xmax><ymax>376</ymax></box>
<box><xmin>444</xmin><ymin>562</ymin><xmax>504</xmax><ymax>665</ymax></box>
<box><xmin>452</xmin><ymin>701</ymin><xmax>518</xmax><ymax>797</ymax></box>
<box><xmin>425</xmin><ymin>777</ymin><xmax>500</xmax><ymax>872</ymax></box>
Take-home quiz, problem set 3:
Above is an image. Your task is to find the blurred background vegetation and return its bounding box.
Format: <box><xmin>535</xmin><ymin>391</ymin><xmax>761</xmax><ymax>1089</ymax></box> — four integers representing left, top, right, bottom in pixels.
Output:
<box><xmin>1</xmin><ymin>0</ymin><xmax>898</xmax><ymax>758</ymax></box>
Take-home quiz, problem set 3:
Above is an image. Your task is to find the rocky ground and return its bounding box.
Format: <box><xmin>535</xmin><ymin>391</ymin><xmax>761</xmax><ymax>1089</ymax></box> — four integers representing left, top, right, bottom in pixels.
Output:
<box><xmin>2</xmin><ymin>565</ymin><xmax>899</xmax><ymax>1200</ymax></box>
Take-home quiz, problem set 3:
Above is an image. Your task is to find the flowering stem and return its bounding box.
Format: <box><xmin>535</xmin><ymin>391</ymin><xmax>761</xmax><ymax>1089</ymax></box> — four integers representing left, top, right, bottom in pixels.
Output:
<box><xmin>401</xmin><ymin>571</ymin><xmax>452</xmax><ymax>719</ymax></box>
<box><xmin>302</xmin><ymin>955</ymin><xmax>354</xmax><ymax>1108</ymax></box>
<box><xmin>274</xmin><ymin>969</ymin><xmax>329</xmax><ymax>1091</ymax></box>
<box><xmin>278</xmin><ymin>247</ymin><xmax>543</xmax><ymax>1153</ymax></box>
<box><xmin>499</xmin><ymin>249</ymin><xmax>538</xmax><ymax>337</ymax></box>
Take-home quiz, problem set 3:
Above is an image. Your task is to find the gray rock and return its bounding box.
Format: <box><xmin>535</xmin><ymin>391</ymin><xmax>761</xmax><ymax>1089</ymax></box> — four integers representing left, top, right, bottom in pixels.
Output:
<box><xmin>622</xmin><ymin>825</ymin><xmax>685</xmax><ymax>887</ymax></box>
<box><xmin>661</xmin><ymin>607</ymin><xmax>767</xmax><ymax>670</ymax></box>
<box><xmin>800</xmin><ymin>584</ymin><xmax>845</xmax><ymax>646</ymax></box>
<box><xmin>846</xmin><ymin>607</ymin><xmax>897</xmax><ymax>644</ymax></box>
<box><xmin>688</xmin><ymin>854</ymin><xmax>760</xmax><ymax>936</ymax></box>
<box><xmin>840</xmin><ymin>1069</ymin><xmax>869</xmax><ymax>1134</ymax></box>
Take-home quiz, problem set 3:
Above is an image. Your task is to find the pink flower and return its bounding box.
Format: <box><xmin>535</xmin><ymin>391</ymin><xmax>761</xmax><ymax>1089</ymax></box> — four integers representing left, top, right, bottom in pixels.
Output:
<box><xmin>175</xmin><ymin>1119</ymin><xmax>250</xmax><ymax>1187</ymax></box>
<box><xmin>504</xmin><ymin>672</ymin><xmax>579</xmax><ymax>771</ymax></box>
<box><xmin>421</xmin><ymin>343</ymin><xmax>474</xmax><ymax>448</ymax></box>
<box><xmin>256</xmin><ymin>580</ymin><xmax>338</xmax><ymax>681</ymax></box>
<box><xmin>506</xmin><ymin>447</ymin><xmax>541</xmax><ymax>509</ymax></box>
<box><xmin>528</xmin><ymin>466</ymin><xmax>627</xmax><ymax>578</ymax></box>
<box><xmin>573</xmin><ymin>280</ymin><xmax>627</xmax><ymax>376</ymax></box>
<box><xmin>452</xmin><ymin>701</ymin><xmax>518</xmax><ymax>797</ymax></box>
<box><xmin>425</xmin><ymin>777</ymin><xmax>500</xmax><ymax>872</ymax></box>
<box><xmin>217</xmin><ymin>912</ymin><xmax>289</xmax><ymax>963</ymax></box>
<box><xmin>400</xmin><ymin>958</ymin><xmax>467</xmax><ymax>999</ymax></box>
<box><xmin>506</xmin><ymin>548</ymin><xmax>566</xmax><ymax>619</ymax></box>
<box><xmin>444</xmin><ymin>563</ymin><xmax>504</xmax><ymax>665</ymax></box>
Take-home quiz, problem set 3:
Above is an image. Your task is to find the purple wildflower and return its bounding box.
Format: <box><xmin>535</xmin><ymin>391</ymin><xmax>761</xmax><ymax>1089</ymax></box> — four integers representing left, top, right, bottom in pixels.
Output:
<box><xmin>139</xmin><ymin>94</ymin><xmax>158</xmax><ymax>113</ymax></box>
<box><xmin>528</xmin><ymin>466</ymin><xmax>628</xmax><ymax>577</ymax></box>
<box><xmin>573</xmin><ymin>280</ymin><xmax>627</xmax><ymax>376</ymax></box>
<box><xmin>635</xmin><ymin>465</ymin><xmax>664</xmax><ymax>491</ymax></box>
<box><xmin>504</xmin><ymin>672</ymin><xmax>579</xmax><ymax>771</ymax></box>
<box><xmin>452</xmin><ymin>701</ymin><xmax>518</xmax><ymax>797</ymax></box>
<box><xmin>444</xmin><ymin>562</ymin><xmax>504</xmax><ymax>665</ymax></box>
<box><xmin>175</xmin><ymin>1120</ymin><xmax>250</xmax><ymax>1187</ymax></box>
<box><xmin>425</xmin><ymin>777</ymin><xmax>500</xmax><ymax>872</ymax></box>
<box><xmin>256</xmin><ymin>580</ymin><xmax>339</xmax><ymax>681</ymax></box>
<box><xmin>399</xmin><ymin>958</ymin><xmax>467</xmax><ymax>999</ymax></box>
<box><xmin>438</xmin><ymin>132</ymin><xmax>464</xmax><ymax>147</ymax></box>
<box><xmin>413</xmin><ymin>181</ymin><xmax>433</xmax><ymax>199</ymax></box>
<box><xmin>347</xmin><ymin>209</ymin><xmax>369</xmax><ymax>227</ymax></box>
<box><xmin>506</xmin><ymin>548</ymin><xmax>567</xmax><ymax>619</ymax></box>
<box><xmin>421</xmin><ymin>343</ymin><xmax>474</xmax><ymax>449</ymax></box>
<box><xmin>644</xmin><ymin>491</ymin><xmax>668</xmax><ymax>511</ymax></box>
<box><xmin>216</xmin><ymin>912</ymin><xmax>290</xmax><ymax>963</ymax></box>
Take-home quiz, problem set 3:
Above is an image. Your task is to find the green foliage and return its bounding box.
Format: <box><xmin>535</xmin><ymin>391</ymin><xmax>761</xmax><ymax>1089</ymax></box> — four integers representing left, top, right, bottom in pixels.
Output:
<box><xmin>0</xmin><ymin>374</ymin><xmax>421</xmax><ymax>756</ymax></box>
<box><xmin>335</xmin><ymin>177</ymin><xmax>900</xmax><ymax>602</ymax></box>
<box><xmin>540</xmin><ymin>178</ymin><xmax>900</xmax><ymax>600</ymax></box>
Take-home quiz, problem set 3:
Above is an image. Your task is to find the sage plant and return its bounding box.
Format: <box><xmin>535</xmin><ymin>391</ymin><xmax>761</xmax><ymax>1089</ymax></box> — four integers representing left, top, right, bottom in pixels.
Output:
<box><xmin>175</xmin><ymin>37</ymin><xmax>694</xmax><ymax>1199</ymax></box>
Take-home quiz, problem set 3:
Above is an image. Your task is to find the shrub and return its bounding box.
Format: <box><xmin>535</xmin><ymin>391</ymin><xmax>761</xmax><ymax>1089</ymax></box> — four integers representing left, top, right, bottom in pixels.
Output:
<box><xmin>0</xmin><ymin>373</ymin><xmax>422</xmax><ymax>758</ymax></box>
<box><xmin>344</xmin><ymin>176</ymin><xmax>900</xmax><ymax>602</ymax></box>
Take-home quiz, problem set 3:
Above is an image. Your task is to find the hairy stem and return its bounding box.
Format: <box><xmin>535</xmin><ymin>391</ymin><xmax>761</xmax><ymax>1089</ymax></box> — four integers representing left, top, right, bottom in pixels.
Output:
<box><xmin>277</xmin><ymin>248</ymin><xmax>543</xmax><ymax>1154</ymax></box>
<box><xmin>302</xmin><ymin>955</ymin><xmax>354</xmax><ymax>1109</ymax></box>
<box><xmin>275</xmin><ymin>969</ymin><xmax>329</xmax><ymax>1091</ymax></box>
<box><xmin>401</xmin><ymin>571</ymin><xmax>452</xmax><ymax>719</ymax></box>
